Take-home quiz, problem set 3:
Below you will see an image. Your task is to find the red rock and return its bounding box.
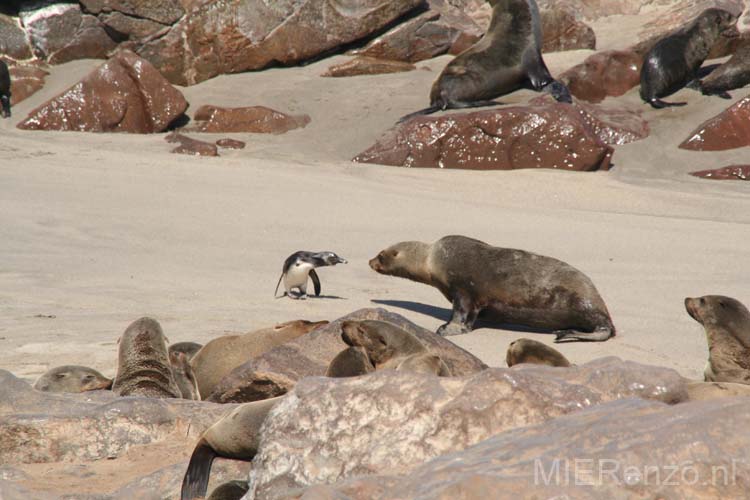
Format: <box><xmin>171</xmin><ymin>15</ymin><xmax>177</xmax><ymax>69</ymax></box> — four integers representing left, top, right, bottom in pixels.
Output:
<box><xmin>353</xmin><ymin>104</ymin><xmax>613</xmax><ymax>171</ymax></box>
<box><xmin>8</xmin><ymin>63</ymin><xmax>49</xmax><ymax>105</ymax></box>
<box><xmin>80</xmin><ymin>0</ymin><xmax>185</xmax><ymax>41</ymax></box>
<box><xmin>135</xmin><ymin>0</ymin><xmax>423</xmax><ymax>86</ymax></box>
<box><xmin>540</xmin><ymin>8</ymin><xmax>596</xmax><ymax>53</ymax></box>
<box><xmin>193</xmin><ymin>105</ymin><xmax>310</xmax><ymax>134</ymax></box>
<box><xmin>691</xmin><ymin>165</ymin><xmax>750</xmax><ymax>180</ymax></box>
<box><xmin>216</xmin><ymin>138</ymin><xmax>246</xmax><ymax>149</ymax></box>
<box><xmin>559</xmin><ymin>50</ymin><xmax>642</xmax><ymax>103</ymax></box>
<box><xmin>0</xmin><ymin>14</ymin><xmax>32</xmax><ymax>60</ymax></box>
<box><xmin>166</xmin><ymin>132</ymin><xmax>219</xmax><ymax>156</ymax></box>
<box><xmin>17</xmin><ymin>50</ymin><xmax>187</xmax><ymax>133</ymax></box>
<box><xmin>679</xmin><ymin>96</ymin><xmax>750</xmax><ymax>151</ymax></box>
<box><xmin>322</xmin><ymin>56</ymin><xmax>416</xmax><ymax>77</ymax></box>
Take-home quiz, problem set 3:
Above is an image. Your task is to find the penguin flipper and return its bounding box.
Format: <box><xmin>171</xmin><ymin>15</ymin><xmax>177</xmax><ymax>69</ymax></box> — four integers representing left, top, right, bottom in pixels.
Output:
<box><xmin>310</xmin><ymin>269</ymin><xmax>321</xmax><ymax>296</ymax></box>
<box><xmin>274</xmin><ymin>273</ymin><xmax>284</xmax><ymax>297</ymax></box>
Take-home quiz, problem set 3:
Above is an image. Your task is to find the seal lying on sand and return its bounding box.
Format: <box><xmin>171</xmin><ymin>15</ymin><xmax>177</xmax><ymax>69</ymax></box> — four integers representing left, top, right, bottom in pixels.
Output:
<box><xmin>506</xmin><ymin>338</ymin><xmax>571</xmax><ymax>367</ymax></box>
<box><xmin>370</xmin><ymin>235</ymin><xmax>615</xmax><ymax>342</ymax></box>
<box><xmin>685</xmin><ymin>295</ymin><xmax>750</xmax><ymax>384</ymax></box>
<box><xmin>640</xmin><ymin>8</ymin><xmax>738</xmax><ymax>108</ymax></box>
<box><xmin>33</xmin><ymin>365</ymin><xmax>112</xmax><ymax>393</ymax></box>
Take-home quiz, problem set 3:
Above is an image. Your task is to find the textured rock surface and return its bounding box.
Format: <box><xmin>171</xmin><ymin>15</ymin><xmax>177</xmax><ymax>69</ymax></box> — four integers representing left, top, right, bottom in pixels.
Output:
<box><xmin>208</xmin><ymin>308</ymin><xmax>487</xmax><ymax>404</ymax></box>
<box><xmin>353</xmin><ymin>105</ymin><xmax>614</xmax><ymax>171</ymax></box>
<box><xmin>537</xmin><ymin>0</ymin><xmax>648</xmax><ymax>20</ymax></box>
<box><xmin>166</xmin><ymin>132</ymin><xmax>220</xmax><ymax>157</ymax></box>
<box><xmin>247</xmin><ymin>358</ymin><xmax>687</xmax><ymax>498</ymax></box>
<box><xmin>8</xmin><ymin>63</ymin><xmax>48</xmax><ymax>105</ymax></box>
<box><xmin>679</xmin><ymin>96</ymin><xmax>750</xmax><ymax>151</ymax></box>
<box><xmin>559</xmin><ymin>50</ymin><xmax>643</xmax><ymax>103</ymax></box>
<box><xmin>0</xmin><ymin>13</ymin><xmax>32</xmax><ymax>60</ymax></box>
<box><xmin>540</xmin><ymin>7</ymin><xmax>596</xmax><ymax>52</ymax></box>
<box><xmin>691</xmin><ymin>165</ymin><xmax>750</xmax><ymax>180</ymax></box>
<box><xmin>638</xmin><ymin>0</ymin><xmax>744</xmax><ymax>42</ymax></box>
<box><xmin>301</xmin><ymin>397</ymin><xmax>750</xmax><ymax>499</ymax></box>
<box><xmin>17</xmin><ymin>50</ymin><xmax>187</xmax><ymax>133</ymax></box>
<box><xmin>322</xmin><ymin>56</ymin><xmax>416</xmax><ymax>77</ymax></box>
<box><xmin>193</xmin><ymin>105</ymin><xmax>311</xmax><ymax>134</ymax></box>
<box><xmin>135</xmin><ymin>0</ymin><xmax>424</xmax><ymax>85</ymax></box>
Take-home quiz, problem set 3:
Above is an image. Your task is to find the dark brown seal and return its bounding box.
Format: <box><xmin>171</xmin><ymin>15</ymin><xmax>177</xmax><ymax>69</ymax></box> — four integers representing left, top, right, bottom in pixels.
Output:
<box><xmin>33</xmin><ymin>365</ymin><xmax>112</xmax><ymax>393</ymax></box>
<box><xmin>685</xmin><ymin>295</ymin><xmax>750</xmax><ymax>384</ymax></box>
<box><xmin>181</xmin><ymin>396</ymin><xmax>282</xmax><ymax>500</ymax></box>
<box><xmin>506</xmin><ymin>338</ymin><xmax>571</xmax><ymax>367</ymax></box>
<box><xmin>370</xmin><ymin>235</ymin><xmax>615</xmax><ymax>342</ymax></box>
<box><xmin>640</xmin><ymin>9</ymin><xmax>738</xmax><ymax>108</ymax></box>
<box><xmin>168</xmin><ymin>341</ymin><xmax>203</xmax><ymax>361</ymax></box>
<box><xmin>700</xmin><ymin>39</ymin><xmax>750</xmax><ymax>96</ymax></box>
<box><xmin>400</xmin><ymin>0</ymin><xmax>570</xmax><ymax>121</ymax></box>
<box><xmin>112</xmin><ymin>317</ymin><xmax>181</xmax><ymax>398</ymax></box>
<box><xmin>0</xmin><ymin>60</ymin><xmax>10</xmax><ymax>118</ymax></box>
<box><xmin>325</xmin><ymin>346</ymin><xmax>375</xmax><ymax>377</ymax></box>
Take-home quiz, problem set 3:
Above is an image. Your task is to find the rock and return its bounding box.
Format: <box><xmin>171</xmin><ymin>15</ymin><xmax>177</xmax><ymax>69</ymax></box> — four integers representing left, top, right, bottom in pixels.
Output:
<box><xmin>679</xmin><ymin>96</ymin><xmax>750</xmax><ymax>151</ymax></box>
<box><xmin>322</xmin><ymin>56</ymin><xmax>416</xmax><ymax>77</ymax></box>
<box><xmin>80</xmin><ymin>0</ymin><xmax>185</xmax><ymax>25</ymax></box>
<box><xmin>0</xmin><ymin>14</ymin><xmax>32</xmax><ymax>60</ymax></box>
<box><xmin>686</xmin><ymin>380</ymin><xmax>750</xmax><ymax>399</ymax></box>
<box><xmin>353</xmin><ymin>104</ymin><xmax>614</xmax><ymax>171</ymax></box>
<box><xmin>559</xmin><ymin>50</ymin><xmax>643</xmax><ymax>103</ymax></box>
<box><xmin>701</xmin><ymin>40</ymin><xmax>750</xmax><ymax>95</ymax></box>
<box><xmin>540</xmin><ymin>8</ymin><xmax>596</xmax><ymax>53</ymax></box>
<box><xmin>536</xmin><ymin>0</ymin><xmax>647</xmax><ymax>20</ymax></box>
<box><xmin>638</xmin><ymin>0</ymin><xmax>744</xmax><ymax>44</ymax></box>
<box><xmin>207</xmin><ymin>308</ymin><xmax>487</xmax><ymax>404</ymax></box>
<box><xmin>135</xmin><ymin>0</ymin><xmax>424</xmax><ymax>86</ymax></box>
<box><xmin>193</xmin><ymin>105</ymin><xmax>311</xmax><ymax>134</ymax></box>
<box><xmin>8</xmin><ymin>63</ymin><xmax>48</xmax><ymax>105</ymax></box>
<box><xmin>246</xmin><ymin>358</ymin><xmax>687</xmax><ymax>498</ymax></box>
<box><xmin>166</xmin><ymin>132</ymin><xmax>220</xmax><ymax>157</ymax></box>
<box><xmin>690</xmin><ymin>165</ymin><xmax>750</xmax><ymax>180</ymax></box>
<box><xmin>20</xmin><ymin>3</ymin><xmax>117</xmax><ymax>64</ymax></box>
<box><xmin>303</xmin><ymin>397</ymin><xmax>750</xmax><ymax>499</ymax></box>
<box><xmin>216</xmin><ymin>138</ymin><xmax>246</xmax><ymax>149</ymax></box>
<box><xmin>17</xmin><ymin>50</ymin><xmax>187</xmax><ymax>133</ymax></box>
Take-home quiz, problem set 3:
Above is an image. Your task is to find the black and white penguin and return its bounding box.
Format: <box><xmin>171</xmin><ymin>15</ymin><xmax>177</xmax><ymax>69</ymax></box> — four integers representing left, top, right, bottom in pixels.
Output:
<box><xmin>0</xmin><ymin>60</ymin><xmax>10</xmax><ymax>118</ymax></box>
<box><xmin>274</xmin><ymin>251</ymin><xmax>347</xmax><ymax>299</ymax></box>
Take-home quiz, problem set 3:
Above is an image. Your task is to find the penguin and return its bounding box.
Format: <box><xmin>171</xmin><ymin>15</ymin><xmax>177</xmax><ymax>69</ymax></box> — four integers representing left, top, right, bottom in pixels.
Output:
<box><xmin>0</xmin><ymin>60</ymin><xmax>11</xmax><ymax>118</ymax></box>
<box><xmin>274</xmin><ymin>251</ymin><xmax>347</xmax><ymax>299</ymax></box>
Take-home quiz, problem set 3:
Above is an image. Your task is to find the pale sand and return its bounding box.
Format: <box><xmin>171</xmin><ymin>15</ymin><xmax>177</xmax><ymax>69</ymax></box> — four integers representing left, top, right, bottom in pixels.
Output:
<box><xmin>1</xmin><ymin>49</ymin><xmax>750</xmax><ymax>386</ymax></box>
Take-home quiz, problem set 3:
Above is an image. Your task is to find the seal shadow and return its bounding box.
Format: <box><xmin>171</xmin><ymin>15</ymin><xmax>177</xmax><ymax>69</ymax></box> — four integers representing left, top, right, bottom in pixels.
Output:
<box><xmin>371</xmin><ymin>299</ymin><xmax>555</xmax><ymax>335</ymax></box>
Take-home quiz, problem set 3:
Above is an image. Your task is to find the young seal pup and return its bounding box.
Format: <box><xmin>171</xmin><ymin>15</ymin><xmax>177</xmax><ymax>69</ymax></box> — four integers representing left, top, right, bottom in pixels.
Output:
<box><xmin>640</xmin><ymin>8</ymin><xmax>738</xmax><ymax>108</ymax></box>
<box><xmin>112</xmin><ymin>317</ymin><xmax>181</xmax><ymax>398</ymax></box>
<box><xmin>370</xmin><ymin>235</ymin><xmax>615</xmax><ymax>342</ymax></box>
<box><xmin>170</xmin><ymin>351</ymin><xmax>200</xmax><ymax>400</ymax></box>
<box><xmin>33</xmin><ymin>365</ymin><xmax>112</xmax><ymax>393</ymax></box>
<box><xmin>506</xmin><ymin>338</ymin><xmax>572</xmax><ymax>367</ymax></box>
<box><xmin>168</xmin><ymin>341</ymin><xmax>203</xmax><ymax>361</ymax></box>
<box><xmin>685</xmin><ymin>295</ymin><xmax>750</xmax><ymax>384</ymax></box>
<box><xmin>400</xmin><ymin>0</ymin><xmax>571</xmax><ymax>121</ymax></box>
<box><xmin>0</xmin><ymin>60</ymin><xmax>10</xmax><ymax>118</ymax></box>
<box><xmin>274</xmin><ymin>251</ymin><xmax>347</xmax><ymax>299</ymax></box>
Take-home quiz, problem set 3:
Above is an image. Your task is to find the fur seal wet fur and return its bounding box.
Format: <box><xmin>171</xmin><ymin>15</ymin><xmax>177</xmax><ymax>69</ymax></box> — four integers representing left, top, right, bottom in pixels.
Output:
<box><xmin>370</xmin><ymin>235</ymin><xmax>614</xmax><ymax>342</ymax></box>
<box><xmin>33</xmin><ymin>365</ymin><xmax>112</xmax><ymax>393</ymax></box>
<box><xmin>640</xmin><ymin>8</ymin><xmax>738</xmax><ymax>108</ymax></box>
<box><xmin>700</xmin><ymin>39</ymin><xmax>750</xmax><ymax>95</ymax></box>
<box><xmin>685</xmin><ymin>295</ymin><xmax>750</xmax><ymax>384</ymax></box>
<box><xmin>112</xmin><ymin>317</ymin><xmax>181</xmax><ymax>398</ymax></box>
<box><xmin>506</xmin><ymin>338</ymin><xmax>571</xmax><ymax>367</ymax></box>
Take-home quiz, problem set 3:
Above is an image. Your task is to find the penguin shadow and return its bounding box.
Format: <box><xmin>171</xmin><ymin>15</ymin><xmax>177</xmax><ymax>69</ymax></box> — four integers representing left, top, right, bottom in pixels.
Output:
<box><xmin>370</xmin><ymin>299</ymin><xmax>557</xmax><ymax>335</ymax></box>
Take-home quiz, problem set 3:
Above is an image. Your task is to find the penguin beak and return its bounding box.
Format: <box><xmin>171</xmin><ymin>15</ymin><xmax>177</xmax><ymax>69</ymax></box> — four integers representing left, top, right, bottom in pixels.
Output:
<box><xmin>337</xmin><ymin>257</ymin><xmax>348</xmax><ymax>264</ymax></box>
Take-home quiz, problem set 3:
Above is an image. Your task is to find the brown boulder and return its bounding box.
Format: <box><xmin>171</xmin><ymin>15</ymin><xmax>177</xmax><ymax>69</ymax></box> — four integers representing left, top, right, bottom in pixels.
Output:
<box><xmin>322</xmin><ymin>56</ymin><xmax>416</xmax><ymax>77</ymax></box>
<box><xmin>559</xmin><ymin>50</ymin><xmax>643</xmax><ymax>103</ymax></box>
<box><xmin>166</xmin><ymin>132</ymin><xmax>219</xmax><ymax>157</ymax></box>
<box><xmin>540</xmin><ymin>7</ymin><xmax>596</xmax><ymax>53</ymax></box>
<box><xmin>135</xmin><ymin>0</ymin><xmax>424</xmax><ymax>86</ymax></box>
<box><xmin>216</xmin><ymin>138</ymin><xmax>246</xmax><ymax>149</ymax></box>
<box><xmin>0</xmin><ymin>14</ymin><xmax>32</xmax><ymax>60</ymax></box>
<box><xmin>690</xmin><ymin>165</ymin><xmax>750</xmax><ymax>180</ymax></box>
<box><xmin>353</xmin><ymin>104</ymin><xmax>614</xmax><ymax>171</ymax></box>
<box><xmin>679</xmin><ymin>96</ymin><xmax>750</xmax><ymax>151</ymax></box>
<box><xmin>193</xmin><ymin>105</ymin><xmax>311</xmax><ymax>134</ymax></box>
<box><xmin>8</xmin><ymin>63</ymin><xmax>49</xmax><ymax>105</ymax></box>
<box><xmin>207</xmin><ymin>308</ymin><xmax>487</xmax><ymax>404</ymax></box>
<box><xmin>246</xmin><ymin>358</ymin><xmax>687</xmax><ymax>498</ymax></box>
<box><xmin>17</xmin><ymin>50</ymin><xmax>187</xmax><ymax>133</ymax></box>
<box><xmin>79</xmin><ymin>0</ymin><xmax>185</xmax><ymax>25</ymax></box>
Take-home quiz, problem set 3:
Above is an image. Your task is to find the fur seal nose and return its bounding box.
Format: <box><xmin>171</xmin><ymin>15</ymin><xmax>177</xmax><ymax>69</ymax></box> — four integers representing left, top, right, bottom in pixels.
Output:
<box><xmin>368</xmin><ymin>258</ymin><xmax>379</xmax><ymax>271</ymax></box>
<box><xmin>685</xmin><ymin>298</ymin><xmax>700</xmax><ymax>322</ymax></box>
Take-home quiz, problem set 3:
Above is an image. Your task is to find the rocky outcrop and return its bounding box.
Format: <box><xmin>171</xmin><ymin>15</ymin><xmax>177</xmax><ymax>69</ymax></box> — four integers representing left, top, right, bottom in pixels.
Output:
<box><xmin>80</xmin><ymin>0</ymin><xmax>185</xmax><ymax>41</ymax></box>
<box><xmin>17</xmin><ymin>50</ymin><xmax>187</xmax><ymax>133</ymax></box>
<box><xmin>192</xmin><ymin>105</ymin><xmax>311</xmax><ymax>134</ymax></box>
<box><xmin>559</xmin><ymin>50</ymin><xmax>643</xmax><ymax>103</ymax></box>
<box><xmin>246</xmin><ymin>358</ymin><xmax>687</xmax><ymax>498</ymax></box>
<box><xmin>322</xmin><ymin>56</ymin><xmax>416</xmax><ymax>77</ymax></box>
<box><xmin>8</xmin><ymin>63</ymin><xmax>48</xmax><ymax>105</ymax></box>
<box><xmin>540</xmin><ymin>7</ymin><xmax>596</xmax><ymax>52</ymax></box>
<box><xmin>638</xmin><ymin>0</ymin><xmax>744</xmax><ymax>43</ymax></box>
<box><xmin>207</xmin><ymin>308</ymin><xmax>487</xmax><ymax>404</ymax></box>
<box><xmin>679</xmin><ymin>96</ymin><xmax>750</xmax><ymax>151</ymax></box>
<box><xmin>0</xmin><ymin>13</ymin><xmax>33</xmax><ymax>60</ymax></box>
<box><xmin>166</xmin><ymin>132</ymin><xmax>219</xmax><ymax>156</ymax></box>
<box><xmin>353</xmin><ymin>104</ymin><xmax>614</xmax><ymax>171</ymax></box>
<box><xmin>691</xmin><ymin>165</ymin><xmax>750</xmax><ymax>180</ymax></box>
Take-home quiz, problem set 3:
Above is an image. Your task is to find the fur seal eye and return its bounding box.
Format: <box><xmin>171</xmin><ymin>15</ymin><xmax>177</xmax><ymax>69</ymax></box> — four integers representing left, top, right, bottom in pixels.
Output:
<box><xmin>83</xmin><ymin>375</ymin><xmax>95</xmax><ymax>381</ymax></box>
<box><xmin>55</xmin><ymin>373</ymin><xmax>66</xmax><ymax>379</ymax></box>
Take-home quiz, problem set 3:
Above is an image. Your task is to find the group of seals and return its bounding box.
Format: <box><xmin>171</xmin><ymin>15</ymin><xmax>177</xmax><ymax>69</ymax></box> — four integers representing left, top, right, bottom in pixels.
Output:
<box><xmin>0</xmin><ymin>60</ymin><xmax>10</xmax><ymax>118</ymax></box>
<box><xmin>274</xmin><ymin>251</ymin><xmax>347</xmax><ymax>299</ymax></box>
<box><xmin>370</xmin><ymin>235</ymin><xmax>615</xmax><ymax>342</ymax></box>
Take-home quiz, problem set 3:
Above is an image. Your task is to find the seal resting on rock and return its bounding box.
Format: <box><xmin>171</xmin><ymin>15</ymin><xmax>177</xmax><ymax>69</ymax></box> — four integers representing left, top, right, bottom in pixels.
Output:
<box><xmin>370</xmin><ymin>235</ymin><xmax>615</xmax><ymax>342</ymax></box>
<box><xmin>325</xmin><ymin>346</ymin><xmax>375</xmax><ymax>377</ymax></box>
<box><xmin>506</xmin><ymin>338</ymin><xmax>571</xmax><ymax>367</ymax></box>
<box><xmin>640</xmin><ymin>8</ymin><xmax>738</xmax><ymax>108</ymax></box>
<box><xmin>112</xmin><ymin>317</ymin><xmax>181</xmax><ymax>398</ymax></box>
<box><xmin>685</xmin><ymin>295</ymin><xmax>750</xmax><ymax>384</ymax></box>
<box><xmin>33</xmin><ymin>365</ymin><xmax>112</xmax><ymax>393</ymax></box>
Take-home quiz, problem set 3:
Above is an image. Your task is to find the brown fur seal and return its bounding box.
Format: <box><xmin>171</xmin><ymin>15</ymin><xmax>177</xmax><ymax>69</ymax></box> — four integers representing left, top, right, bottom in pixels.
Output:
<box><xmin>0</xmin><ymin>60</ymin><xmax>10</xmax><ymax>118</ymax></box>
<box><xmin>325</xmin><ymin>346</ymin><xmax>375</xmax><ymax>377</ymax></box>
<box><xmin>700</xmin><ymin>39</ymin><xmax>750</xmax><ymax>95</ymax></box>
<box><xmin>169</xmin><ymin>341</ymin><xmax>203</xmax><ymax>361</ymax></box>
<box><xmin>33</xmin><ymin>365</ymin><xmax>112</xmax><ymax>393</ymax></box>
<box><xmin>181</xmin><ymin>397</ymin><xmax>282</xmax><ymax>500</ymax></box>
<box><xmin>170</xmin><ymin>351</ymin><xmax>200</xmax><ymax>400</ymax></box>
<box><xmin>341</xmin><ymin>320</ymin><xmax>452</xmax><ymax>376</ymax></box>
<box><xmin>207</xmin><ymin>480</ymin><xmax>249</xmax><ymax>500</ymax></box>
<box><xmin>400</xmin><ymin>0</ymin><xmax>570</xmax><ymax>121</ymax></box>
<box><xmin>370</xmin><ymin>235</ymin><xmax>614</xmax><ymax>342</ymax></box>
<box><xmin>112</xmin><ymin>317</ymin><xmax>181</xmax><ymax>398</ymax></box>
<box><xmin>191</xmin><ymin>319</ymin><xmax>328</xmax><ymax>397</ymax></box>
<box><xmin>506</xmin><ymin>338</ymin><xmax>571</xmax><ymax>367</ymax></box>
<box><xmin>685</xmin><ymin>295</ymin><xmax>750</xmax><ymax>384</ymax></box>
<box><xmin>640</xmin><ymin>9</ymin><xmax>738</xmax><ymax>108</ymax></box>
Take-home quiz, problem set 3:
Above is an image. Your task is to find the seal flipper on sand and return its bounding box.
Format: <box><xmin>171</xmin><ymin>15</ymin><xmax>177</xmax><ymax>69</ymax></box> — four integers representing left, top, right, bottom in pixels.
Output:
<box><xmin>181</xmin><ymin>439</ymin><xmax>216</xmax><ymax>500</ymax></box>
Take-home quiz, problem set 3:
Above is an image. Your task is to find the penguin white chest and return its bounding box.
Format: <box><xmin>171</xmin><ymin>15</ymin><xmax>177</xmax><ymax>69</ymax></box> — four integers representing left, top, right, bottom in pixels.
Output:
<box><xmin>285</xmin><ymin>262</ymin><xmax>314</xmax><ymax>289</ymax></box>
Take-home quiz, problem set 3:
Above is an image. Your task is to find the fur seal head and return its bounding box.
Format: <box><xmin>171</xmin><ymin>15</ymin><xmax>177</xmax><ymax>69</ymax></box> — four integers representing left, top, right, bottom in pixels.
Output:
<box><xmin>33</xmin><ymin>365</ymin><xmax>112</xmax><ymax>393</ymax></box>
<box><xmin>369</xmin><ymin>241</ymin><xmax>430</xmax><ymax>283</ymax></box>
<box><xmin>506</xmin><ymin>338</ymin><xmax>571</xmax><ymax>367</ymax></box>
